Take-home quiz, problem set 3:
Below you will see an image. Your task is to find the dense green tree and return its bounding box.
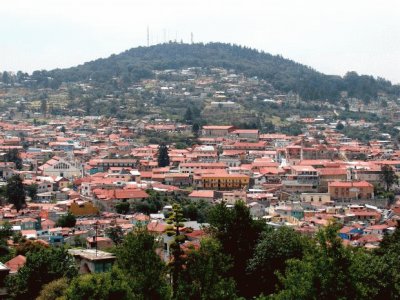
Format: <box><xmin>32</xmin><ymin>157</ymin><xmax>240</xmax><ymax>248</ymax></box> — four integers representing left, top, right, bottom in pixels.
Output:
<box><xmin>6</xmin><ymin>247</ymin><xmax>77</xmax><ymax>299</ymax></box>
<box><xmin>6</xmin><ymin>175</ymin><xmax>26</xmax><ymax>212</ymax></box>
<box><xmin>2</xmin><ymin>71</ymin><xmax>10</xmax><ymax>84</ymax></box>
<box><xmin>0</xmin><ymin>221</ymin><xmax>13</xmax><ymax>262</ymax></box>
<box><xmin>25</xmin><ymin>184</ymin><xmax>38</xmax><ymax>201</ymax></box>
<box><xmin>380</xmin><ymin>164</ymin><xmax>398</xmax><ymax>191</ymax></box>
<box><xmin>192</xmin><ymin>123</ymin><xmax>200</xmax><ymax>136</ymax></box>
<box><xmin>336</xmin><ymin>122</ymin><xmax>345</xmax><ymax>130</ymax></box>
<box><xmin>40</xmin><ymin>98</ymin><xmax>47</xmax><ymax>116</ymax></box>
<box><xmin>115</xmin><ymin>201</ymin><xmax>130</xmax><ymax>214</ymax></box>
<box><xmin>105</xmin><ymin>225</ymin><xmax>124</xmax><ymax>245</ymax></box>
<box><xmin>37</xmin><ymin>277</ymin><xmax>69</xmax><ymax>300</ymax></box>
<box><xmin>64</xmin><ymin>268</ymin><xmax>135</xmax><ymax>300</ymax></box>
<box><xmin>184</xmin><ymin>107</ymin><xmax>193</xmax><ymax>123</ymax></box>
<box><xmin>15</xmin><ymin>239</ymin><xmax>49</xmax><ymax>256</ymax></box>
<box><xmin>0</xmin><ymin>221</ymin><xmax>13</xmax><ymax>241</ymax></box>
<box><xmin>165</xmin><ymin>203</ymin><xmax>186</xmax><ymax>296</ymax></box>
<box><xmin>349</xmin><ymin>249</ymin><xmax>395</xmax><ymax>300</ymax></box>
<box><xmin>174</xmin><ymin>238</ymin><xmax>237</xmax><ymax>300</ymax></box>
<box><xmin>56</xmin><ymin>212</ymin><xmax>77</xmax><ymax>228</ymax></box>
<box><xmin>247</xmin><ymin>226</ymin><xmax>307</xmax><ymax>296</ymax></box>
<box><xmin>3</xmin><ymin>149</ymin><xmax>23</xmax><ymax>170</ymax></box>
<box><xmin>157</xmin><ymin>143</ymin><xmax>170</xmax><ymax>167</ymax></box>
<box><xmin>39</xmin><ymin>43</ymin><xmax>400</xmax><ymax>101</ymax></box>
<box><xmin>273</xmin><ymin>223</ymin><xmax>357</xmax><ymax>300</ymax></box>
<box><xmin>208</xmin><ymin>200</ymin><xmax>266</xmax><ymax>298</ymax></box>
<box><xmin>115</xmin><ymin>225</ymin><xmax>170</xmax><ymax>299</ymax></box>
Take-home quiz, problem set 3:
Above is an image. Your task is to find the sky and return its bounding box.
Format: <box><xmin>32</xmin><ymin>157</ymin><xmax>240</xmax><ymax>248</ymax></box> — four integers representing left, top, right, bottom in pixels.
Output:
<box><xmin>1</xmin><ymin>0</ymin><xmax>399</xmax><ymax>83</ymax></box>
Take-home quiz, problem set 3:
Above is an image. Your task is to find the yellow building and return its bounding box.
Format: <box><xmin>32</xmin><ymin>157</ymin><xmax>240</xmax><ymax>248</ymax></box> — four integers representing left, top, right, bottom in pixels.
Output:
<box><xmin>69</xmin><ymin>200</ymin><xmax>99</xmax><ymax>216</ymax></box>
<box><xmin>201</xmin><ymin>173</ymin><xmax>249</xmax><ymax>190</ymax></box>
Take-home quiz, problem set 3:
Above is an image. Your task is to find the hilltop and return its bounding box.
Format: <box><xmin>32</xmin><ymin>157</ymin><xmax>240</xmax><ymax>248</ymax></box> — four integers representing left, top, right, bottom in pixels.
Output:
<box><xmin>39</xmin><ymin>42</ymin><xmax>399</xmax><ymax>102</ymax></box>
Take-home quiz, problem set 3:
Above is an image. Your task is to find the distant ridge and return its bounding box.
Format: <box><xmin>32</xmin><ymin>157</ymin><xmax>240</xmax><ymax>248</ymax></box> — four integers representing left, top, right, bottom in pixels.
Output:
<box><xmin>42</xmin><ymin>42</ymin><xmax>399</xmax><ymax>101</ymax></box>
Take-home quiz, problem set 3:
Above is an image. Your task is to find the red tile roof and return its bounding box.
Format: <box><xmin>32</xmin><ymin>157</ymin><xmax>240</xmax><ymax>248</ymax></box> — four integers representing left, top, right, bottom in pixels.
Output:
<box><xmin>5</xmin><ymin>255</ymin><xmax>26</xmax><ymax>273</ymax></box>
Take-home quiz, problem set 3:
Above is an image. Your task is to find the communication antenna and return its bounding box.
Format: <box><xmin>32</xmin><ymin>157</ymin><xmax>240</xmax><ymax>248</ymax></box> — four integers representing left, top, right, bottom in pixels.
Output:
<box><xmin>191</xmin><ymin>32</ymin><xmax>194</xmax><ymax>44</ymax></box>
<box><xmin>147</xmin><ymin>26</ymin><xmax>150</xmax><ymax>47</ymax></box>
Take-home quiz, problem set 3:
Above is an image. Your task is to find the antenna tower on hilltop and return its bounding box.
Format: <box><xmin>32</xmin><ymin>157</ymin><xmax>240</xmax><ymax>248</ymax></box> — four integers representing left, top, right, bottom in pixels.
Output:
<box><xmin>147</xmin><ymin>26</ymin><xmax>150</xmax><ymax>47</ymax></box>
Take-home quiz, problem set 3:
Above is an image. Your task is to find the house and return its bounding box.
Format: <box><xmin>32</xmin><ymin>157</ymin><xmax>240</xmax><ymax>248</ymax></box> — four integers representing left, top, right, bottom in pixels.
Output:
<box><xmin>248</xmin><ymin>202</ymin><xmax>266</xmax><ymax>218</ymax></box>
<box><xmin>41</xmin><ymin>219</ymin><xmax>56</xmax><ymax>230</ymax></box>
<box><xmin>86</xmin><ymin>236</ymin><xmax>114</xmax><ymax>250</ymax></box>
<box><xmin>179</xmin><ymin>162</ymin><xmax>227</xmax><ymax>175</ymax></box>
<box><xmin>68</xmin><ymin>249</ymin><xmax>115</xmax><ymax>274</ymax></box>
<box><xmin>200</xmin><ymin>173</ymin><xmax>249</xmax><ymax>190</ymax></box>
<box><xmin>188</xmin><ymin>190</ymin><xmax>215</xmax><ymax>203</ymax></box>
<box><xmin>364</xmin><ymin>224</ymin><xmax>390</xmax><ymax>235</ymax></box>
<box><xmin>328</xmin><ymin>181</ymin><xmax>374</xmax><ymax>201</ymax></box>
<box><xmin>39</xmin><ymin>156</ymin><xmax>82</xmax><ymax>179</ymax></box>
<box><xmin>202</xmin><ymin>125</ymin><xmax>235</xmax><ymax>137</ymax></box>
<box><xmin>300</xmin><ymin>193</ymin><xmax>332</xmax><ymax>205</ymax></box>
<box><xmin>55</xmin><ymin>176</ymin><xmax>70</xmax><ymax>189</ymax></box>
<box><xmin>92</xmin><ymin>188</ymin><xmax>149</xmax><ymax>211</ymax></box>
<box><xmin>318</xmin><ymin>168</ymin><xmax>347</xmax><ymax>192</ymax></box>
<box><xmin>0</xmin><ymin>262</ymin><xmax>10</xmax><ymax>289</ymax></box>
<box><xmin>231</xmin><ymin>129</ymin><xmax>259</xmax><ymax>141</ymax></box>
<box><xmin>0</xmin><ymin>162</ymin><xmax>16</xmax><ymax>179</ymax></box>
<box><xmin>339</xmin><ymin>226</ymin><xmax>363</xmax><ymax>240</ymax></box>
<box><xmin>5</xmin><ymin>255</ymin><xmax>26</xmax><ymax>274</ymax></box>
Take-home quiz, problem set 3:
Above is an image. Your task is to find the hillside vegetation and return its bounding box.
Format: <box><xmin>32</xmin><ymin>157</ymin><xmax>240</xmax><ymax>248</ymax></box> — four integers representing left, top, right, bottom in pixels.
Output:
<box><xmin>40</xmin><ymin>42</ymin><xmax>399</xmax><ymax>101</ymax></box>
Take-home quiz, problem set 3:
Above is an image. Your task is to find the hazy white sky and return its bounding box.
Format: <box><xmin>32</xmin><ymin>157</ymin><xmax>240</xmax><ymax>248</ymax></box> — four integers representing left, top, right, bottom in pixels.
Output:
<box><xmin>1</xmin><ymin>0</ymin><xmax>399</xmax><ymax>83</ymax></box>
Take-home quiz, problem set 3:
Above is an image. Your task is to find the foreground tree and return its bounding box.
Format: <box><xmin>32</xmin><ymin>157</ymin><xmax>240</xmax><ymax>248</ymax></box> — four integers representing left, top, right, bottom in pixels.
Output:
<box><xmin>37</xmin><ymin>277</ymin><xmax>69</xmax><ymax>300</ymax></box>
<box><xmin>165</xmin><ymin>203</ymin><xmax>186</xmax><ymax>296</ymax></box>
<box><xmin>6</xmin><ymin>175</ymin><xmax>26</xmax><ymax>212</ymax></box>
<box><xmin>115</xmin><ymin>225</ymin><xmax>170</xmax><ymax>299</ymax></box>
<box><xmin>273</xmin><ymin>223</ymin><xmax>357</xmax><ymax>300</ymax></box>
<box><xmin>208</xmin><ymin>200</ymin><xmax>265</xmax><ymax>298</ymax></box>
<box><xmin>174</xmin><ymin>238</ymin><xmax>237</xmax><ymax>300</ymax></box>
<box><xmin>6</xmin><ymin>247</ymin><xmax>77</xmax><ymax>299</ymax></box>
<box><xmin>247</xmin><ymin>226</ymin><xmax>307</xmax><ymax>296</ymax></box>
<box><xmin>157</xmin><ymin>143</ymin><xmax>170</xmax><ymax>167</ymax></box>
<box><xmin>64</xmin><ymin>268</ymin><xmax>135</xmax><ymax>300</ymax></box>
<box><xmin>15</xmin><ymin>239</ymin><xmax>49</xmax><ymax>256</ymax></box>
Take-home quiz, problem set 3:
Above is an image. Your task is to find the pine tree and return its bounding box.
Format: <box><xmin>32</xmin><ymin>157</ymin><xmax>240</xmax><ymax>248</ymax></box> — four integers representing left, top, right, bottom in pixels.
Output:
<box><xmin>157</xmin><ymin>143</ymin><xmax>170</xmax><ymax>167</ymax></box>
<box><xmin>6</xmin><ymin>175</ymin><xmax>26</xmax><ymax>212</ymax></box>
<box><xmin>166</xmin><ymin>203</ymin><xmax>186</xmax><ymax>296</ymax></box>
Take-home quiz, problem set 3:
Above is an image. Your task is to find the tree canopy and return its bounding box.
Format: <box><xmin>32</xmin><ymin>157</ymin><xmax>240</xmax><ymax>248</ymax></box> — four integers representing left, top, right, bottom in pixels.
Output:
<box><xmin>6</xmin><ymin>175</ymin><xmax>26</xmax><ymax>212</ymax></box>
<box><xmin>157</xmin><ymin>143</ymin><xmax>170</xmax><ymax>167</ymax></box>
<box><xmin>33</xmin><ymin>43</ymin><xmax>400</xmax><ymax>102</ymax></box>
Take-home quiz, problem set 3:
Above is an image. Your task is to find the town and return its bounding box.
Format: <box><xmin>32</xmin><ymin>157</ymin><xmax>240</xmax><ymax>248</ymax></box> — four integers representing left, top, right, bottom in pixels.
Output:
<box><xmin>1</xmin><ymin>62</ymin><xmax>400</xmax><ymax>298</ymax></box>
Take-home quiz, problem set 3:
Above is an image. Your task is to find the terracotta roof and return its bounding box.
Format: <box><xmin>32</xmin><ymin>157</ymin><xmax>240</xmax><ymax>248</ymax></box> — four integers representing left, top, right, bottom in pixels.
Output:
<box><xmin>202</xmin><ymin>126</ymin><xmax>234</xmax><ymax>130</ymax></box>
<box><xmin>318</xmin><ymin>168</ymin><xmax>347</xmax><ymax>176</ymax></box>
<box><xmin>329</xmin><ymin>181</ymin><xmax>373</xmax><ymax>188</ymax></box>
<box><xmin>5</xmin><ymin>255</ymin><xmax>26</xmax><ymax>273</ymax></box>
<box><xmin>147</xmin><ymin>221</ymin><xmax>166</xmax><ymax>233</ymax></box>
<box><xmin>188</xmin><ymin>190</ymin><xmax>214</xmax><ymax>198</ymax></box>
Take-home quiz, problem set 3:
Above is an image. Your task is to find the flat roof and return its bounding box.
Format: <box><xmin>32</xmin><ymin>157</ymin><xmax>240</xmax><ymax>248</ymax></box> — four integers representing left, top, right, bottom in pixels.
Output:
<box><xmin>68</xmin><ymin>249</ymin><xmax>116</xmax><ymax>261</ymax></box>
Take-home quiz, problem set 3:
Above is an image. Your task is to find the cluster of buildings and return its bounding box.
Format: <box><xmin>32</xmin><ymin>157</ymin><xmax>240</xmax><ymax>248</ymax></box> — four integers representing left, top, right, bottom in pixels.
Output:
<box><xmin>0</xmin><ymin>67</ymin><xmax>400</xmax><ymax>283</ymax></box>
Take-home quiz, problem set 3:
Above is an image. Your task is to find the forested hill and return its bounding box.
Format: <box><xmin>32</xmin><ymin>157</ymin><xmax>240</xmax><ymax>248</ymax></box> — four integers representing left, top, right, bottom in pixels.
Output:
<box><xmin>44</xmin><ymin>42</ymin><xmax>399</xmax><ymax>101</ymax></box>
